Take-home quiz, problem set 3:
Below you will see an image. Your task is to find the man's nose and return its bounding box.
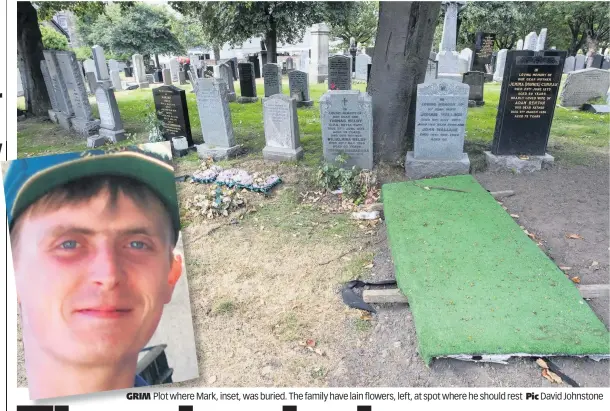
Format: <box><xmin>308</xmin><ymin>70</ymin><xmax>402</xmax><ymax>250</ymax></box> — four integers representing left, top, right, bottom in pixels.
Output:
<box><xmin>89</xmin><ymin>244</ymin><xmax>123</xmax><ymax>290</ymax></box>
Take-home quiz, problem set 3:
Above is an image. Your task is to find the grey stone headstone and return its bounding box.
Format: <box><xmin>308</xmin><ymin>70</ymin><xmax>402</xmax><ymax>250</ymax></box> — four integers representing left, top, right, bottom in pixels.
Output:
<box><xmin>110</xmin><ymin>70</ymin><xmax>122</xmax><ymax>91</ymax></box>
<box><xmin>559</xmin><ymin>68</ymin><xmax>610</xmax><ymax>107</ymax></box>
<box><xmin>288</xmin><ymin>70</ymin><xmax>313</xmax><ymax>107</ymax></box>
<box><xmin>413</xmin><ymin>80</ymin><xmax>469</xmax><ymax>160</ymax></box>
<box><xmin>170</xmin><ymin>57</ymin><xmax>180</xmax><ymax>81</ymax></box>
<box><xmin>218</xmin><ymin>64</ymin><xmax>236</xmax><ymax>101</ymax></box>
<box><xmin>132</xmin><ymin>53</ymin><xmax>149</xmax><ymax>88</ymax></box>
<box><xmin>146</xmin><ymin>74</ymin><xmax>155</xmax><ymax>84</ymax></box>
<box><xmin>437</xmin><ymin>50</ymin><xmax>460</xmax><ymax>74</ymax></box>
<box><xmin>516</xmin><ymin>39</ymin><xmax>524</xmax><ymax>50</ymax></box>
<box><xmin>581</xmin><ymin>103</ymin><xmax>610</xmax><ymax>114</ymax></box>
<box><xmin>299</xmin><ymin>50</ymin><xmax>309</xmax><ymax>72</ymax></box>
<box><xmin>163</xmin><ymin>68</ymin><xmax>172</xmax><ymax>85</ymax></box>
<box><xmin>459</xmin><ymin>48</ymin><xmax>473</xmax><ymax>72</ymax></box>
<box><xmin>262</xmin><ymin>94</ymin><xmax>303</xmax><ymax>161</ymax></box>
<box><xmin>92</xmin><ymin>45</ymin><xmax>110</xmax><ymax>82</ymax></box>
<box><xmin>95</xmin><ymin>83</ymin><xmax>125</xmax><ymax>142</ymax></box>
<box><xmin>55</xmin><ymin>50</ymin><xmax>100</xmax><ymax>136</ymax></box>
<box><xmin>563</xmin><ymin>56</ymin><xmax>576</xmax><ymax>73</ymax></box>
<box><xmin>574</xmin><ymin>54</ymin><xmax>586</xmax><ymax>70</ymax></box>
<box><xmin>286</xmin><ymin>57</ymin><xmax>294</xmax><ymax>70</ymax></box>
<box><xmin>83</xmin><ymin>59</ymin><xmax>97</xmax><ymax>79</ymax></box>
<box><xmin>603</xmin><ymin>58</ymin><xmax>610</xmax><ymax>70</ymax></box>
<box><xmin>425</xmin><ymin>59</ymin><xmax>439</xmax><ymax>83</ymax></box>
<box><xmin>328</xmin><ymin>55</ymin><xmax>352</xmax><ymax>90</ymax></box>
<box><xmin>462</xmin><ymin>71</ymin><xmax>485</xmax><ymax>102</ymax></box>
<box><xmin>493</xmin><ymin>49</ymin><xmax>508</xmax><ymax>82</ymax></box>
<box><xmin>355</xmin><ymin>53</ymin><xmax>371</xmax><ymax>81</ymax></box>
<box><xmin>536</xmin><ymin>28</ymin><xmax>547</xmax><ymax>51</ymax></box>
<box><xmin>195</xmin><ymin>78</ymin><xmax>239</xmax><ymax>159</ymax></box>
<box><xmin>179</xmin><ymin>71</ymin><xmax>187</xmax><ymax>85</ymax></box>
<box><xmin>263</xmin><ymin>63</ymin><xmax>283</xmax><ymax>97</ymax></box>
<box><xmin>524</xmin><ymin>32</ymin><xmax>538</xmax><ymax>50</ymax></box>
<box><xmin>320</xmin><ymin>90</ymin><xmax>373</xmax><ymax>170</ymax></box>
<box><xmin>43</xmin><ymin>50</ymin><xmax>73</xmax><ymax>116</ymax></box>
<box><xmin>108</xmin><ymin>59</ymin><xmax>120</xmax><ymax>72</ymax></box>
<box><xmin>85</xmin><ymin>72</ymin><xmax>97</xmax><ymax>94</ymax></box>
<box><xmin>40</xmin><ymin>60</ymin><xmax>59</xmax><ymax>112</ymax></box>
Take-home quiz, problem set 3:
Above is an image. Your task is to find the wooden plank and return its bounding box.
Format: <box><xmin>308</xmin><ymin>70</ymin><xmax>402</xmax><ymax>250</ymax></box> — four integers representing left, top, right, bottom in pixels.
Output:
<box><xmin>363</xmin><ymin>284</ymin><xmax>609</xmax><ymax>304</ymax></box>
<box><xmin>578</xmin><ymin>284</ymin><xmax>610</xmax><ymax>299</ymax></box>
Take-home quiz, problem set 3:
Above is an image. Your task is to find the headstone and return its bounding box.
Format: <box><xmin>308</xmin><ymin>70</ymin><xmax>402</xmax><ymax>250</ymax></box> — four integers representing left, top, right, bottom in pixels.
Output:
<box><xmin>40</xmin><ymin>60</ymin><xmax>60</xmax><ymax>122</ymax></box>
<box><xmin>92</xmin><ymin>45</ymin><xmax>111</xmax><ymax>87</ymax></box>
<box><xmin>108</xmin><ymin>59</ymin><xmax>120</xmax><ymax>72</ymax></box>
<box><xmin>563</xmin><ymin>56</ymin><xmax>576</xmax><ymax>73</ymax></box>
<box><xmin>55</xmin><ymin>50</ymin><xmax>100</xmax><ymax>136</ymax></box>
<box><xmin>588</xmin><ymin>54</ymin><xmax>604</xmax><ymax>69</ymax></box>
<box><xmin>309</xmin><ymin>23</ymin><xmax>330</xmax><ymax>84</ymax></box>
<box><xmin>405</xmin><ymin>79</ymin><xmax>470</xmax><ymax>179</ymax></box>
<box><xmin>85</xmin><ymin>72</ymin><xmax>97</xmax><ymax>95</ymax></box>
<box><xmin>535</xmin><ymin>28</ymin><xmax>547</xmax><ymax>51</ymax></box>
<box><xmin>237</xmin><ymin>63</ymin><xmax>258</xmax><ymax>103</ymax></box>
<box><xmin>462</xmin><ymin>71</ymin><xmax>485</xmax><ymax>106</ymax></box>
<box><xmin>194</xmin><ymin>78</ymin><xmax>240</xmax><ymax>160</ymax></box>
<box><xmin>367</xmin><ymin>63</ymin><xmax>372</xmax><ymax>83</ymax></box>
<box><xmin>491</xmin><ymin>50</ymin><xmax>566</xmax><ymax>156</ymax></box>
<box><xmin>171</xmin><ymin>136</ymin><xmax>189</xmax><ymax>157</ymax></box>
<box><xmin>262</xmin><ymin>94</ymin><xmax>303</xmax><ymax>161</ymax></box>
<box><xmin>437</xmin><ymin>50</ymin><xmax>460</xmax><ymax>75</ymax></box>
<box><xmin>248</xmin><ymin>55</ymin><xmax>261</xmax><ymax>78</ymax></box>
<box><xmin>516</xmin><ymin>39</ymin><xmax>524</xmax><ymax>50</ymax></box>
<box><xmin>458</xmin><ymin>57</ymin><xmax>470</xmax><ymax>74</ymax></box>
<box><xmin>83</xmin><ymin>59</ymin><xmax>97</xmax><ymax>78</ymax></box>
<box><xmin>355</xmin><ymin>53</ymin><xmax>372</xmax><ymax>81</ymax></box>
<box><xmin>288</xmin><ymin>70</ymin><xmax>313</xmax><ymax>107</ymax></box>
<box><xmin>94</xmin><ymin>83</ymin><xmax>125</xmax><ymax>143</ymax></box>
<box><xmin>424</xmin><ymin>59</ymin><xmax>439</xmax><ymax>83</ymax></box>
<box><xmin>581</xmin><ymin>103</ymin><xmax>610</xmax><ymax>114</ymax></box>
<box><xmin>459</xmin><ymin>48</ymin><xmax>473</xmax><ymax>72</ymax></box>
<box><xmin>132</xmin><ymin>54</ymin><xmax>149</xmax><ymax>88</ymax></box>
<box><xmin>228</xmin><ymin>58</ymin><xmax>238</xmax><ymax>80</ymax></box>
<box><xmin>436</xmin><ymin>1</ymin><xmax>461</xmax><ymax>75</ymax></box>
<box><xmin>218</xmin><ymin>64</ymin><xmax>236</xmax><ymax>102</ymax></box>
<box><xmin>179</xmin><ymin>71</ymin><xmax>187</xmax><ymax>85</ymax></box>
<box><xmin>574</xmin><ymin>54</ymin><xmax>586</xmax><ymax>70</ymax></box>
<box><xmin>559</xmin><ymin>68</ymin><xmax>610</xmax><ymax>107</ymax></box>
<box><xmin>319</xmin><ymin>90</ymin><xmax>373</xmax><ymax>170</ymax></box>
<box><xmin>603</xmin><ymin>58</ymin><xmax>610</xmax><ymax>70</ymax></box>
<box><xmin>169</xmin><ymin>57</ymin><xmax>180</xmax><ymax>82</ymax></box>
<box><xmin>43</xmin><ymin>50</ymin><xmax>74</xmax><ymax>130</ymax></box>
<box><xmin>152</xmin><ymin>85</ymin><xmax>194</xmax><ymax>146</ymax></box>
<box><xmin>493</xmin><ymin>49</ymin><xmax>508</xmax><ymax>82</ymax></box>
<box><xmin>154</xmin><ymin>69</ymin><xmax>163</xmax><ymax>83</ymax></box>
<box><xmin>163</xmin><ymin>68</ymin><xmax>172</xmax><ymax>85</ymax></box>
<box><xmin>110</xmin><ymin>70</ymin><xmax>122</xmax><ymax>91</ymax></box>
<box><xmin>299</xmin><ymin>50</ymin><xmax>309</xmax><ymax>72</ymax></box>
<box><xmin>124</xmin><ymin>66</ymin><xmax>133</xmax><ymax>77</ymax></box>
<box><xmin>263</xmin><ymin>63</ymin><xmax>283</xmax><ymax>97</ymax></box>
<box><xmin>524</xmin><ymin>32</ymin><xmax>538</xmax><ymax>51</ymax></box>
<box><xmin>328</xmin><ymin>55</ymin><xmax>352</xmax><ymax>90</ymax></box>
<box><xmin>472</xmin><ymin>33</ymin><xmax>496</xmax><ymax>73</ymax></box>
<box><xmin>146</xmin><ymin>74</ymin><xmax>155</xmax><ymax>84</ymax></box>
<box><xmin>286</xmin><ymin>57</ymin><xmax>294</xmax><ymax>71</ymax></box>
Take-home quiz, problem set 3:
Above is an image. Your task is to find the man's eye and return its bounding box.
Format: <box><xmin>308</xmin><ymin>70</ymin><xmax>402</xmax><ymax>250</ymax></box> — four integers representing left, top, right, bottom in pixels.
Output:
<box><xmin>59</xmin><ymin>240</ymin><xmax>78</xmax><ymax>249</ymax></box>
<box><xmin>129</xmin><ymin>241</ymin><xmax>147</xmax><ymax>249</ymax></box>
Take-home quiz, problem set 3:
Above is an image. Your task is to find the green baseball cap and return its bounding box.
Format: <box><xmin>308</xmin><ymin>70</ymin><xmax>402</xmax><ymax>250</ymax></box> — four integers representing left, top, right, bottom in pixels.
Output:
<box><xmin>4</xmin><ymin>143</ymin><xmax>180</xmax><ymax>243</ymax></box>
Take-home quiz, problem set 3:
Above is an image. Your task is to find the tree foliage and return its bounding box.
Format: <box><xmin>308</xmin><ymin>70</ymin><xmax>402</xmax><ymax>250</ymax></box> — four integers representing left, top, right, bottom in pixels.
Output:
<box><xmin>39</xmin><ymin>24</ymin><xmax>69</xmax><ymax>50</ymax></box>
<box><xmin>169</xmin><ymin>14</ymin><xmax>210</xmax><ymax>51</ymax></box>
<box><xmin>328</xmin><ymin>1</ymin><xmax>379</xmax><ymax>49</ymax></box>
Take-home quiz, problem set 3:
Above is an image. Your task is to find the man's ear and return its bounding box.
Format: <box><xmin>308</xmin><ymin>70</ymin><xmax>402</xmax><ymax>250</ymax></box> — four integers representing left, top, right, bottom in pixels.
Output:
<box><xmin>163</xmin><ymin>254</ymin><xmax>182</xmax><ymax>304</ymax></box>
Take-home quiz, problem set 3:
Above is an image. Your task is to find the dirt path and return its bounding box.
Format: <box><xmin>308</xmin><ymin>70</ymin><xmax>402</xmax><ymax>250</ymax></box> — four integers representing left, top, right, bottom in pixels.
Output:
<box><xmin>328</xmin><ymin>162</ymin><xmax>610</xmax><ymax>387</ymax></box>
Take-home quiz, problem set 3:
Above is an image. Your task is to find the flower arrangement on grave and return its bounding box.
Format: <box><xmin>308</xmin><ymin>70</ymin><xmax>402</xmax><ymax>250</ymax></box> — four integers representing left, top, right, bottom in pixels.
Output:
<box><xmin>184</xmin><ymin>186</ymin><xmax>246</xmax><ymax>219</ymax></box>
<box><xmin>144</xmin><ymin>104</ymin><xmax>165</xmax><ymax>143</ymax></box>
<box><xmin>330</xmin><ymin>82</ymin><xmax>337</xmax><ymax>90</ymax></box>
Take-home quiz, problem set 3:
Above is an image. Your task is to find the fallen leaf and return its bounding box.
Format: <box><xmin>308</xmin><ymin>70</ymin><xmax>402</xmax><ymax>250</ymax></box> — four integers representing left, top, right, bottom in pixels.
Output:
<box><xmin>571</xmin><ymin>276</ymin><xmax>581</xmax><ymax>284</ymax></box>
<box><xmin>360</xmin><ymin>312</ymin><xmax>372</xmax><ymax>321</ymax></box>
<box><xmin>363</xmin><ymin>263</ymin><xmax>374</xmax><ymax>269</ymax></box>
<box><xmin>559</xmin><ymin>266</ymin><xmax>572</xmax><ymax>271</ymax></box>
<box><xmin>542</xmin><ymin>368</ymin><xmax>563</xmax><ymax>384</ymax></box>
<box><xmin>306</xmin><ymin>339</ymin><xmax>316</xmax><ymax>347</ymax></box>
<box><xmin>510</xmin><ymin>214</ymin><xmax>519</xmax><ymax>218</ymax></box>
<box><xmin>565</xmin><ymin>233</ymin><xmax>584</xmax><ymax>240</ymax></box>
<box><xmin>536</xmin><ymin>358</ymin><xmax>549</xmax><ymax>369</ymax></box>
<box><xmin>208</xmin><ymin>375</ymin><xmax>217</xmax><ymax>384</ymax></box>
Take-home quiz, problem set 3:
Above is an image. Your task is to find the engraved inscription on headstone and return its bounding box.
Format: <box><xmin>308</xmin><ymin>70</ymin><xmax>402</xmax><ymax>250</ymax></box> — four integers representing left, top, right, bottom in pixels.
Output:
<box><xmin>288</xmin><ymin>70</ymin><xmax>313</xmax><ymax>107</ymax></box>
<box><xmin>472</xmin><ymin>32</ymin><xmax>496</xmax><ymax>72</ymax></box>
<box><xmin>262</xmin><ymin>94</ymin><xmax>303</xmax><ymax>161</ymax></box>
<box><xmin>153</xmin><ymin>85</ymin><xmax>194</xmax><ymax>146</ymax></box>
<box><xmin>95</xmin><ymin>83</ymin><xmax>125</xmax><ymax>142</ymax></box>
<box><xmin>263</xmin><ymin>63</ymin><xmax>282</xmax><ymax>97</ymax></box>
<box><xmin>328</xmin><ymin>55</ymin><xmax>352</xmax><ymax>90</ymax></box>
<box><xmin>559</xmin><ymin>68</ymin><xmax>610</xmax><ymax>107</ymax></box>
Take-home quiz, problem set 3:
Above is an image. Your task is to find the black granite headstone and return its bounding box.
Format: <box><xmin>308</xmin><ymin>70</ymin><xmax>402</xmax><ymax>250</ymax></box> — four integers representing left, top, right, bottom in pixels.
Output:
<box><xmin>152</xmin><ymin>85</ymin><xmax>194</xmax><ymax>146</ymax></box>
<box><xmin>472</xmin><ymin>32</ymin><xmax>496</xmax><ymax>73</ymax></box>
<box><xmin>462</xmin><ymin>71</ymin><xmax>485</xmax><ymax>102</ymax></box>
<box><xmin>248</xmin><ymin>55</ymin><xmax>261</xmax><ymax>78</ymax></box>
<box><xmin>591</xmin><ymin>54</ymin><xmax>604</xmax><ymax>69</ymax></box>
<box><xmin>238</xmin><ymin>62</ymin><xmax>257</xmax><ymax>97</ymax></box>
<box><xmin>154</xmin><ymin>69</ymin><xmax>163</xmax><ymax>83</ymax></box>
<box><xmin>367</xmin><ymin>63</ymin><xmax>372</xmax><ymax>83</ymax></box>
<box><xmin>492</xmin><ymin>50</ymin><xmax>566</xmax><ymax>156</ymax></box>
<box><xmin>124</xmin><ymin>67</ymin><xmax>133</xmax><ymax>77</ymax></box>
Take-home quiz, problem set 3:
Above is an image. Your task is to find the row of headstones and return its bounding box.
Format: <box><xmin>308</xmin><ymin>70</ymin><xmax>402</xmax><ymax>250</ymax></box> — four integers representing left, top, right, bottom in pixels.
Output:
<box><xmin>563</xmin><ymin>53</ymin><xmax>610</xmax><ymax>73</ymax></box>
<box><xmin>40</xmin><ymin>49</ymin><xmax>125</xmax><ymax>147</ymax></box>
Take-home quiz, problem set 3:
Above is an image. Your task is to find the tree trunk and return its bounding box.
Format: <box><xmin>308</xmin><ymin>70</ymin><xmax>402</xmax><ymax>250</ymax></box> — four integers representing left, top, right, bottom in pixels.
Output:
<box><xmin>369</xmin><ymin>2</ymin><xmax>441</xmax><ymax>165</ymax></box>
<box><xmin>17</xmin><ymin>1</ymin><xmax>50</xmax><ymax>116</ymax></box>
<box><xmin>155</xmin><ymin>54</ymin><xmax>160</xmax><ymax>68</ymax></box>
<box><xmin>213</xmin><ymin>45</ymin><xmax>221</xmax><ymax>60</ymax></box>
<box><xmin>265</xmin><ymin>15</ymin><xmax>278</xmax><ymax>63</ymax></box>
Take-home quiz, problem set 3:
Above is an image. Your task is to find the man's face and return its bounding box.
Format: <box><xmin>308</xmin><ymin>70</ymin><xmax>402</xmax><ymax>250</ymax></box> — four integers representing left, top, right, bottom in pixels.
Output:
<box><xmin>13</xmin><ymin>188</ymin><xmax>181</xmax><ymax>368</ymax></box>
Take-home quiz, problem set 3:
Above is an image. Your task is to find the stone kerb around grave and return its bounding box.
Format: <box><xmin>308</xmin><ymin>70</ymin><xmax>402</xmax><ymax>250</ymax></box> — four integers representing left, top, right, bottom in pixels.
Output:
<box><xmin>262</xmin><ymin>94</ymin><xmax>304</xmax><ymax>162</ymax></box>
<box><xmin>319</xmin><ymin>90</ymin><xmax>373</xmax><ymax>170</ymax></box>
<box><xmin>405</xmin><ymin>79</ymin><xmax>470</xmax><ymax>180</ymax></box>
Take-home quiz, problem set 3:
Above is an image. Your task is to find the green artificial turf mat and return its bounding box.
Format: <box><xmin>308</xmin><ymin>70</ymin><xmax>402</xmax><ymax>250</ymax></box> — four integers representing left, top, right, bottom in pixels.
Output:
<box><xmin>382</xmin><ymin>175</ymin><xmax>610</xmax><ymax>364</ymax></box>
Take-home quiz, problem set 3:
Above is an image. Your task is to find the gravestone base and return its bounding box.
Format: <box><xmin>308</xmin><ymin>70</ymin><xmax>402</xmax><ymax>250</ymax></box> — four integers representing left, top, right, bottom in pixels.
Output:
<box><xmin>296</xmin><ymin>100</ymin><xmax>314</xmax><ymax>108</ymax></box>
<box><xmin>71</xmin><ymin>118</ymin><xmax>100</xmax><ymax>137</ymax></box>
<box><xmin>263</xmin><ymin>146</ymin><xmax>304</xmax><ymax>162</ymax></box>
<box><xmin>468</xmin><ymin>99</ymin><xmax>485</xmax><ymax>107</ymax></box>
<box><xmin>48</xmin><ymin>110</ymin><xmax>58</xmax><ymax>124</ymax></box>
<box><xmin>172</xmin><ymin>137</ymin><xmax>190</xmax><ymax>157</ymax></box>
<box><xmin>196</xmin><ymin>143</ymin><xmax>241</xmax><ymax>161</ymax></box>
<box><xmin>582</xmin><ymin>104</ymin><xmax>610</xmax><ymax>114</ymax></box>
<box><xmin>227</xmin><ymin>92</ymin><xmax>237</xmax><ymax>102</ymax></box>
<box><xmin>484</xmin><ymin>151</ymin><xmax>554</xmax><ymax>173</ymax></box>
<box><xmin>56</xmin><ymin>113</ymin><xmax>72</xmax><ymax>131</ymax></box>
<box><xmin>138</xmin><ymin>82</ymin><xmax>150</xmax><ymax>88</ymax></box>
<box><xmin>437</xmin><ymin>73</ymin><xmax>463</xmax><ymax>82</ymax></box>
<box><xmin>99</xmin><ymin>80</ymin><xmax>112</xmax><ymax>88</ymax></box>
<box><xmin>405</xmin><ymin>152</ymin><xmax>470</xmax><ymax>180</ymax></box>
<box><xmin>237</xmin><ymin>96</ymin><xmax>259</xmax><ymax>104</ymax></box>
<box><xmin>99</xmin><ymin>128</ymin><xmax>126</xmax><ymax>143</ymax></box>
<box><xmin>484</xmin><ymin>74</ymin><xmax>493</xmax><ymax>82</ymax></box>
<box><xmin>86</xmin><ymin>135</ymin><xmax>107</xmax><ymax>148</ymax></box>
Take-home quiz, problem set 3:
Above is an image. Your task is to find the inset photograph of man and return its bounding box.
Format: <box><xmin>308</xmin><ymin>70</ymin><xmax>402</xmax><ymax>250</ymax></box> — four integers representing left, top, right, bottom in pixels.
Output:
<box><xmin>3</xmin><ymin>142</ymin><xmax>198</xmax><ymax>399</ymax></box>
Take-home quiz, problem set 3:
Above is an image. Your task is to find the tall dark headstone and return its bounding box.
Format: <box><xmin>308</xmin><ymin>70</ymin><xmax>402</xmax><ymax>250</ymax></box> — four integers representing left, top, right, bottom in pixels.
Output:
<box><xmin>248</xmin><ymin>55</ymin><xmax>261</xmax><ymax>78</ymax></box>
<box><xmin>153</xmin><ymin>85</ymin><xmax>194</xmax><ymax>146</ymax></box>
<box><xmin>237</xmin><ymin>62</ymin><xmax>258</xmax><ymax>103</ymax></box>
<box><xmin>590</xmin><ymin>54</ymin><xmax>604</xmax><ymax>69</ymax></box>
<box><xmin>472</xmin><ymin>32</ymin><xmax>496</xmax><ymax>72</ymax></box>
<box><xmin>328</xmin><ymin>55</ymin><xmax>352</xmax><ymax>90</ymax></box>
<box><xmin>492</xmin><ymin>50</ymin><xmax>566</xmax><ymax>156</ymax></box>
<box><xmin>367</xmin><ymin>63</ymin><xmax>372</xmax><ymax>83</ymax></box>
<box><xmin>462</xmin><ymin>71</ymin><xmax>485</xmax><ymax>106</ymax></box>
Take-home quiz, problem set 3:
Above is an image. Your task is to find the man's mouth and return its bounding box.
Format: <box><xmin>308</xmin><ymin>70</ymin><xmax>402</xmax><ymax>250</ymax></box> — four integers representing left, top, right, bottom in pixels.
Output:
<box><xmin>75</xmin><ymin>307</ymin><xmax>132</xmax><ymax>319</ymax></box>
